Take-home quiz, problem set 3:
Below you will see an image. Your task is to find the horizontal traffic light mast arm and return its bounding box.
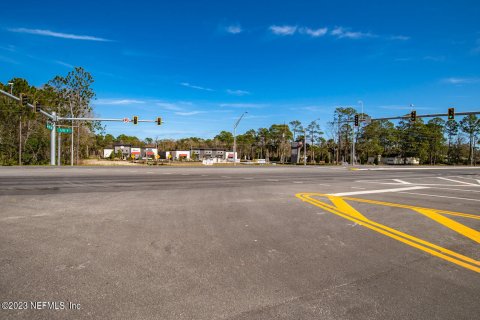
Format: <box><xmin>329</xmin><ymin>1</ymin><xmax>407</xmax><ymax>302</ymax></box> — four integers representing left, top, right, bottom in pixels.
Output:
<box><xmin>0</xmin><ymin>89</ymin><xmax>55</xmax><ymax>120</ymax></box>
<box><xmin>372</xmin><ymin>111</ymin><xmax>479</xmax><ymax>121</ymax></box>
<box><xmin>57</xmin><ymin>117</ymin><xmax>159</xmax><ymax>123</ymax></box>
<box><xmin>340</xmin><ymin>111</ymin><xmax>480</xmax><ymax>123</ymax></box>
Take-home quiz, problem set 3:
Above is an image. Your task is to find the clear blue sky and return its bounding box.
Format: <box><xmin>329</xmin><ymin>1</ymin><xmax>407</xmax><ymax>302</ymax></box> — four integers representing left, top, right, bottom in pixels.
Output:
<box><xmin>1</xmin><ymin>0</ymin><xmax>479</xmax><ymax>139</ymax></box>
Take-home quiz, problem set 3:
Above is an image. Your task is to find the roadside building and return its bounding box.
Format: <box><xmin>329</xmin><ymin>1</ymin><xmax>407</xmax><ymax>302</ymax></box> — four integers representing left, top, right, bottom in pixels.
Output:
<box><xmin>131</xmin><ymin>147</ymin><xmax>142</xmax><ymax>159</ymax></box>
<box><xmin>191</xmin><ymin>148</ymin><xmax>226</xmax><ymax>160</ymax></box>
<box><xmin>103</xmin><ymin>148</ymin><xmax>114</xmax><ymax>158</ymax></box>
<box><xmin>380</xmin><ymin>156</ymin><xmax>420</xmax><ymax>165</ymax></box>
<box><xmin>114</xmin><ymin>144</ymin><xmax>132</xmax><ymax>160</ymax></box>
<box><xmin>171</xmin><ymin>150</ymin><xmax>191</xmax><ymax>160</ymax></box>
<box><xmin>225</xmin><ymin>152</ymin><xmax>238</xmax><ymax>162</ymax></box>
<box><xmin>143</xmin><ymin>146</ymin><xmax>158</xmax><ymax>159</ymax></box>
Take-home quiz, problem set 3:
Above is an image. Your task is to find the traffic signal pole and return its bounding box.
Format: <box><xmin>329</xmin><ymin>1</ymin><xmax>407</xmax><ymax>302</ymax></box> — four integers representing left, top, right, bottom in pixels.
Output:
<box><xmin>0</xmin><ymin>89</ymin><xmax>162</xmax><ymax>166</ymax></box>
<box><xmin>51</xmin><ymin>112</ymin><xmax>56</xmax><ymax>166</ymax></box>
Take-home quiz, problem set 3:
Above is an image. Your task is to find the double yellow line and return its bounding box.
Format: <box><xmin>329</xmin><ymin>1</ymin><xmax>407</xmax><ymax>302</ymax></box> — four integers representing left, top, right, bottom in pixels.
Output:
<box><xmin>296</xmin><ymin>193</ymin><xmax>480</xmax><ymax>273</ymax></box>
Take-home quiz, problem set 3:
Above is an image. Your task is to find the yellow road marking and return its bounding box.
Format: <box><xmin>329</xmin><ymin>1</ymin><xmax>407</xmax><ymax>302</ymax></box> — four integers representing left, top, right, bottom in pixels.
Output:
<box><xmin>328</xmin><ymin>196</ymin><xmax>367</xmax><ymax>220</ymax></box>
<box><xmin>413</xmin><ymin>208</ymin><xmax>480</xmax><ymax>244</ymax></box>
<box><xmin>296</xmin><ymin>193</ymin><xmax>480</xmax><ymax>273</ymax></box>
<box><xmin>339</xmin><ymin>196</ymin><xmax>480</xmax><ymax>220</ymax></box>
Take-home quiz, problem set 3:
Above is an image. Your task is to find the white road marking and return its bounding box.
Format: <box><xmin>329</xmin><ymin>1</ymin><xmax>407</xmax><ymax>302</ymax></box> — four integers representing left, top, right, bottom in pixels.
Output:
<box><xmin>430</xmin><ymin>187</ymin><xmax>480</xmax><ymax>193</ymax></box>
<box><xmin>353</xmin><ymin>167</ymin><xmax>480</xmax><ymax>171</ymax></box>
<box><xmin>266</xmin><ymin>179</ymin><xmax>279</xmax><ymax>182</ymax></box>
<box><xmin>243</xmin><ymin>177</ymin><xmax>254</xmax><ymax>180</ymax></box>
<box><xmin>293</xmin><ymin>181</ymin><xmax>304</xmax><ymax>184</ymax></box>
<box><xmin>328</xmin><ymin>186</ymin><xmax>429</xmax><ymax>196</ymax></box>
<box><xmin>350</xmin><ymin>187</ymin><xmax>365</xmax><ymax>189</ymax></box>
<box><xmin>477</xmin><ymin>179</ymin><xmax>480</xmax><ymax>185</ymax></box>
<box><xmin>355</xmin><ymin>179</ymin><xmax>474</xmax><ymax>187</ymax></box>
<box><xmin>399</xmin><ymin>192</ymin><xmax>480</xmax><ymax>202</ymax></box>
<box><xmin>437</xmin><ymin>177</ymin><xmax>479</xmax><ymax>186</ymax></box>
<box><xmin>393</xmin><ymin>179</ymin><xmax>411</xmax><ymax>185</ymax></box>
<box><xmin>317</xmin><ymin>183</ymin><xmax>331</xmax><ymax>186</ymax></box>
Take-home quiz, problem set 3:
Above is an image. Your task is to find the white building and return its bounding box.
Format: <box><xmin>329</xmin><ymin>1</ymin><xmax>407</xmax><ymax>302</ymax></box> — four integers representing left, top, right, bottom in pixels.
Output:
<box><xmin>171</xmin><ymin>150</ymin><xmax>191</xmax><ymax>160</ymax></box>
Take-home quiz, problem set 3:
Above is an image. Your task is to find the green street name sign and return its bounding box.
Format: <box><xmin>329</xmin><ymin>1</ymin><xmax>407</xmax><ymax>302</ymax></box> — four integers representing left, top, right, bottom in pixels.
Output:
<box><xmin>56</xmin><ymin>127</ymin><xmax>72</xmax><ymax>134</ymax></box>
<box><xmin>46</xmin><ymin>123</ymin><xmax>53</xmax><ymax>130</ymax></box>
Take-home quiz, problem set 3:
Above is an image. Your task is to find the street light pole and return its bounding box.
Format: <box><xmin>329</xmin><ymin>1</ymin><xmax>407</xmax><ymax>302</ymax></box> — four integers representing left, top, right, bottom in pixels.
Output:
<box><xmin>233</xmin><ymin>112</ymin><xmax>248</xmax><ymax>166</ymax></box>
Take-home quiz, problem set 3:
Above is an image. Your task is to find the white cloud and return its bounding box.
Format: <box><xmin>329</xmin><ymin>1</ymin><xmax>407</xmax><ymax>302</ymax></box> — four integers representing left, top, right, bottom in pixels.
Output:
<box><xmin>226</xmin><ymin>25</ymin><xmax>242</xmax><ymax>34</ymax></box>
<box><xmin>0</xmin><ymin>44</ymin><xmax>16</xmax><ymax>52</ymax></box>
<box><xmin>0</xmin><ymin>55</ymin><xmax>19</xmax><ymax>64</ymax></box>
<box><xmin>226</xmin><ymin>89</ymin><xmax>251</xmax><ymax>96</ymax></box>
<box><xmin>219</xmin><ymin>103</ymin><xmax>266</xmax><ymax>108</ymax></box>
<box><xmin>8</xmin><ymin>28</ymin><xmax>111</xmax><ymax>42</ymax></box>
<box><xmin>175</xmin><ymin>111</ymin><xmax>205</xmax><ymax>116</ymax></box>
<box><xmin>390</xmin><ymin>35</ymin><xmax>410</xmax><ymax>41</ymax></box>
<box><xmin>331</xmin><ymin>27</ymin><xmax>376</xmax><ymax>39</ymax></box>
<box><xmin>180</xmin><ymin>82</ymin><xmax>214</xmax><ymax>91</ymax></box>
<box><xmin>54</xmin><ymin>60</ymin><xmax>74</xmax><ymax>68</ymax></box>
<box><xmin>95</xmin><ymin>99</ymin><xmax>145</xmax><ymax>105</ymax></box>
<box><xmin>423</xmin><ymin>56</ymin><xmax>445</xmax><ymax>62</ymax></box>
<box><xmin>156</xmin><ymin>102</ymin><xmax>184</xmax><ymax>111</ymax></box>
<box><xmin>443</xmin><ymin>77</ymin><xmax>480</xmax><ymax>84</ymax></box>
<box><xmin>299</xmin><ymin>27</ymin><xmax>328</xmax><ymax>37</ymax></box>
<box><xmin>379</xmin><ymin>105</ymin><xmax>430</xmax><ymax>110</ymax></box>
<box><xmin>269</xmin><ymin>25</ymin><xmax>297</xmax><ymax>36</ymax></box>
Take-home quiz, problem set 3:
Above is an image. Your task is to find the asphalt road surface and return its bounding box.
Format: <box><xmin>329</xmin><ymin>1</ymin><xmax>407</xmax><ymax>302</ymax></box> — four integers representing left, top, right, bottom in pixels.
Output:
<box><xmin>1</xmin><ymin>165</ymin><xmax>479</xmax><ymax>319</ymax></box>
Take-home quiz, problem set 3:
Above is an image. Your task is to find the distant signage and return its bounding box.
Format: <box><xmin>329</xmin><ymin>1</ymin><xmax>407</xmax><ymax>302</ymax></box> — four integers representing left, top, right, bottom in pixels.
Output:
<box><xmin>56</xmin><ymin>127</ymin><xmax>72</xmax><ymax>133</ymax></box>
<box><xmin>46</xmin><ymin>123</ymin><xmax>53</xmax><ymax>130</ymax></box>
<box><xmin>131</xmin><ymin>147</ymin><xmax>141</xmax><ymax>154</ymax></box>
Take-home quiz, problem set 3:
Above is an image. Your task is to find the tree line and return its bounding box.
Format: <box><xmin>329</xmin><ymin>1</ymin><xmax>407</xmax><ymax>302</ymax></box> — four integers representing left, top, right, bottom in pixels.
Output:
<box><xmin>1</xmin><ymin>70</ymin><xmax>479</xmax><ymax>165</ymax></box>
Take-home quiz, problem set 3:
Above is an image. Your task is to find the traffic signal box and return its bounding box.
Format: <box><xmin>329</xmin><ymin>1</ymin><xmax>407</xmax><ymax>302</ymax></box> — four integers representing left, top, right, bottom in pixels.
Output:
<box><xmin>32</xmin><ymin>101</ymin><xmax>42</xmax><ymax>113</ymax></box>
<box><xmin>20</xmin><ymin>94</ymin><xmax>29</xmax><ymax>107</ymax></box>
<box><xmin>156</xmin><ymin>117</ymin><xmax>162</xmax><ymax>125</ymax></box>
<box><xmin>448</xmin><ymin>108</ymin><xmax>455</xmax><ymax>120</ymax></box>
<box><xmin>410</xmin><ymin>110</ymin><xmax>416</xmax><ymax>122</ymax></box>
<box><xmin>354</xmin><ymin>114</ymin><xmax>359</xmax><ymax>127</ymax></box>
<box><xmin>133</xmin><ymin>116</ymin><xmax>138</xmax><ymax>125</ymax></box>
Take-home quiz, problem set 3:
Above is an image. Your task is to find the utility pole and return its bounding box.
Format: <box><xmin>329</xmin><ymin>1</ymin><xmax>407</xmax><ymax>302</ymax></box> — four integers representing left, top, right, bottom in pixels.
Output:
<box><xmin>70</xmin><ymin>102</ymin><xmax>74</xmax><ymax>166</ymax></box>
<box><xmin>57</xmin><ymin>132</ymin><xmax>61</xmax><ymax>166</ymax></box>
<box><xmin>351</xmin><ymin>125</ymin><xmax>356</xmax><ymax>166</ymax></box>
<box><xmin>233</xmin><ymin>112</ymin><xmax>248</xmax><ymax>166</ymax></box>
<box><xmin>19</xmin><ymin>115</ymin><xmax>22</xmax><ymax>166</ymax></box>
<box><xmin>304</xmin><ymin>129</ymin><xmax>307</xmax><ymax>166</ymax></box>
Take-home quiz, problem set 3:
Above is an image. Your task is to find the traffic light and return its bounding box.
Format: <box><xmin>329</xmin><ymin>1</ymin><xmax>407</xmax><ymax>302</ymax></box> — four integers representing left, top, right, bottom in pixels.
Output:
<box><xmin>32</xmin><ymin>102</ymin><xmax>41</xmax><ymax>113</ymax></box>
<box><xmin>156</xmin><ymin>117</ymin><xmax>162</xmax><ymax>125</ymax></box>
<box><xmin>20</xmin><ymin>94</ymin><xmax>29</xmax><ymax>107</ymax></box>
<box><xmin>133</xmin><ymin>116</ymin><xmax>138</xmax><ymax>125</ymax></box>
<box><xmin>354</xmin><ymin>114</ymin><xmax>359</xmax><ymax>127</ymax></box>
<box><xmin>410</xmin><ymin>110</ymin><xmax>416</xmax><ymax>122</ymax></box>
<box><xmin>448</xmin><ymin>107</ymin><xmax>455</xmax><ymax>120</ymax></box>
